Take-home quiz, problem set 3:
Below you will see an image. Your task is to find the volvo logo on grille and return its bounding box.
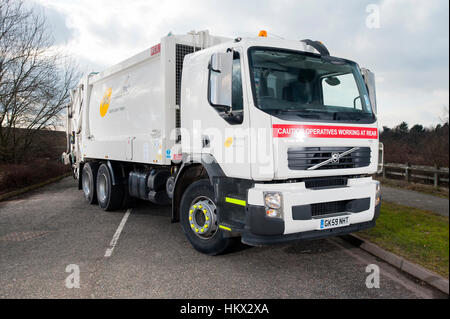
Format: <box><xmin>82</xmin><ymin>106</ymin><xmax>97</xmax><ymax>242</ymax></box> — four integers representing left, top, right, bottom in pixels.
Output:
<box><xmin>306</xmin><ymin>147</ymin><xmax>360</xmax><ymax>170</ymax></box>
<box><xmin>331</xmin><ymin>152</ymin><xmax>340</xmax><ymax>163</ymax></box>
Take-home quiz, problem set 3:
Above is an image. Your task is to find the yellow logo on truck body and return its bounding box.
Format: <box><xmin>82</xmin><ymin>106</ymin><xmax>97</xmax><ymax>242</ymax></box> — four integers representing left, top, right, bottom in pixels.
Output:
<box><xmin>100</xmin><ymin>88</ymin><xmax>112</xmax><ymax>117</ymax></box>
<box><xmin>224</xmin><ymin>137</ymin><xmax>233</xmax><ymax>148</ymax></box>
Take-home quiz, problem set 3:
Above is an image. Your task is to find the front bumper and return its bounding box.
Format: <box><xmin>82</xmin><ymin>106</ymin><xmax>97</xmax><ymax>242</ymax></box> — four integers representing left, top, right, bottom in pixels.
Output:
<box><xmin>242</xmin><ymin>202</ymin><xmax>380</xmax><ymax>246</ymax></box>
<box><xmin>223</xmin><ymin>177</ymin><xmax>380</xmax><ymax>246</ymax></box>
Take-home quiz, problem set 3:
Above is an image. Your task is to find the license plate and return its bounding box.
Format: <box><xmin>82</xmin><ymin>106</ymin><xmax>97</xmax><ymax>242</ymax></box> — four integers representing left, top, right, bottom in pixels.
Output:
<box><xmin>319</xmin><ymin>215</ymin><xmax>350</xmax><ymax>230</ymax></box>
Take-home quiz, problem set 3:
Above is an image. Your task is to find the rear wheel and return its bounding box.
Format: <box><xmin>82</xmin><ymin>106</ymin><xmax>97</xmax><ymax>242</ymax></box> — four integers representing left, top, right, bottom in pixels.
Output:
<box><xmin>96</xmin><ymin>164</ymin><xmax>124</xmax><ymax>211</ymax></box>
<box><xmin>180</xmin><ymin>179</ymin><xmax>232</xmax><ymax>255</ymax></box>
<box><xmin>82</xmin><ymin>162</ymin><xmax>99</xmax><ymax>204</ymax></box>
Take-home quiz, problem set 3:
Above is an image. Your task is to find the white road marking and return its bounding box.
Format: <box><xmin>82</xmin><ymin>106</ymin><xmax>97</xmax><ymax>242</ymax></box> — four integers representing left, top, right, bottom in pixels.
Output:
<box><xmin>104</xmin><ymin>209</ymin><xmax>132</xmax><ymax>257</ymax></box>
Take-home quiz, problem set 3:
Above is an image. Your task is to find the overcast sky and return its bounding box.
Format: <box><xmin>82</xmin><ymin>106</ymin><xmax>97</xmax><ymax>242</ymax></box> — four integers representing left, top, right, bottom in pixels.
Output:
<box><xmin>31</xmin><ymin>0</ymin><xmax>449</xmax><ymax>128</ymax></box>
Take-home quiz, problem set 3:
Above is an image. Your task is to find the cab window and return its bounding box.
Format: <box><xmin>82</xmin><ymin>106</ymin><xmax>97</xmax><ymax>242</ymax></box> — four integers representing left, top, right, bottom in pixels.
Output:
<box><xmin>208</xmin><ymin>51</ymin><xmax>244</xmax><ymax>125</ymax></box>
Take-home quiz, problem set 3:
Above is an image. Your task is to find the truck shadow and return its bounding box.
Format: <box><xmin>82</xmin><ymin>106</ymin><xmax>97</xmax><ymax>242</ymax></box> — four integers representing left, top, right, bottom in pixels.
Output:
<box><xmin>127</xmin><ymin>200</ymin><xmax>171</xmax><ymax>217</ymax></box>
<box><xmin>125</xmin><ymin>199</ymin><xmax>349</xmax><ymax>257</ymax></box>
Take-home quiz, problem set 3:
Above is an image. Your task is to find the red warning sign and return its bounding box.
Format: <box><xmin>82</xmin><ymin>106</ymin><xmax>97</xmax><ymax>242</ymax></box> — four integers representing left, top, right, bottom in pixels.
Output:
<box><xmin>151</xmin><ymin>43</ymin><xmax>161</xmax><ymax>56</ymax></box>
<box><xmin>272</xmin><ymin>124</ymin><xmax>378</xmax><ymax>139</ymax></box>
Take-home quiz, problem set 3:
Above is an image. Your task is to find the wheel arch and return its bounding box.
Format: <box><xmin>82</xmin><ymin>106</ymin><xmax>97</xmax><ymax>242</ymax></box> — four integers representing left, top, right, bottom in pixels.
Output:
<box><xmin>171</xmin><ymin>154</ymin><xmax>225</xmax><ymax>223</ymax></box>
<box><xmin>79</xmin><ymin>159</ymin><xmax>127</xmax><ymax>189</ymax></box>
<box><xmin>105</xmin><ymin>160</ymin><xmax>127</xmax><ymax>186</ymax></box>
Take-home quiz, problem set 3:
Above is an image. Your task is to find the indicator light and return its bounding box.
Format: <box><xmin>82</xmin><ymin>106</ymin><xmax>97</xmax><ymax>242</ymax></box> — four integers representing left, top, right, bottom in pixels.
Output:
<box><xmin>266</xmin><ymin>209</ymin><xmax>281</xmax><ymax>218</ymax></box>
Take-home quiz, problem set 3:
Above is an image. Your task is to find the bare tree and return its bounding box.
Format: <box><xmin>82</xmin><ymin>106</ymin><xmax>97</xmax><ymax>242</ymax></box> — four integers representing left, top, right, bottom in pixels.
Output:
<box><xmin>0</xmin><ymin>0</ymin><xmax>79</xmax><ymax>163</ymax></box>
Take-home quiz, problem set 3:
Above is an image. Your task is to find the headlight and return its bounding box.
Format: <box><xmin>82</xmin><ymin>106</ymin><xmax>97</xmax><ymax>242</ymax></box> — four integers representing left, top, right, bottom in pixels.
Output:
<box><xmin>264</xmin><ymin>192</ymin><xmax>282</xmax><ymax>209</ymax></box>
<box><xmin>264</xmin><ymin>192</ymin><xmax>282</xmax><ymax>218</ymax></box>
<box><xmin>375</xmin><ymin>181</ymin><xmax>381</xmax><ymax>206</ymax></box>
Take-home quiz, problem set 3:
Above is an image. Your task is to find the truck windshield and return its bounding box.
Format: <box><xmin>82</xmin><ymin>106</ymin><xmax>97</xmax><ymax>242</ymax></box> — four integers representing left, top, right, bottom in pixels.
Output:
<box><xmin>248</xmin><ymin>48</ymin><xmax>375</xmax><ymax>123</ymax></box>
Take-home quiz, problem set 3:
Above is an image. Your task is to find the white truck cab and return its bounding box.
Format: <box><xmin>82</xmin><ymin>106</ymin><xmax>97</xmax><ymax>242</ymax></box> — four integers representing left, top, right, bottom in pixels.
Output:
<box><xmin>63</xmin><ymin>31</ymin><xmax>382</xmax><ymax>254</ymax></box>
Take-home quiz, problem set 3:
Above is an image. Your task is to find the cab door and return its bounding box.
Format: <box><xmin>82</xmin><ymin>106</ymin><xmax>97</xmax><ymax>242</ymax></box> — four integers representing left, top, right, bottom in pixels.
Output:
<box><xmin>242</xmin><ymin>49</ymin><xmax>275</xmax><ymax>181</ymax></box>
<box><xmin>200</xmin><ymin>47</ymin><xmax>252</xmax><ymax>179</ymax></box>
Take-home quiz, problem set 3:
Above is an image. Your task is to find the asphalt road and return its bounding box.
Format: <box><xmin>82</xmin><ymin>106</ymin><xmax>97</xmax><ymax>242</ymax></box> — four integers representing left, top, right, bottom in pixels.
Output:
<box><xmin>381</xmin><ymin>185</ymin><xmax>449</xmax><ymax>217</ymax></box>
<box><xmin>0</xmin><ymin>177</ymin><xmax>446</xmax><ymax>299</ymax></box>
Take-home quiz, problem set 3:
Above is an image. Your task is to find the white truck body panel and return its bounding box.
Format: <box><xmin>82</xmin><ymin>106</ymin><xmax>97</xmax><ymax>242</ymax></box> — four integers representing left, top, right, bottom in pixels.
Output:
<box><xmin>85</xmin><ymin>48</ymin><xmax>166</xmax><ymax>164</ymax></box>
<box><xmin>70</xmin><ymin>32</ymin><xmax>230</xmax><ymax>165</ymax></box>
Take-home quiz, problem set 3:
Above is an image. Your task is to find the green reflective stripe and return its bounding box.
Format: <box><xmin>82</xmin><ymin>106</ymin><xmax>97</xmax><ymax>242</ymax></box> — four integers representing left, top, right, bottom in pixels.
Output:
<box><xmin>219</xmin><ymin>225</ymin><xmax>232</xmax><ymax>231</ymax></box>
<box><xmin>225</xmin><ymin>197</ymin><xmax>246</xmax><ymax>207</ymax></box>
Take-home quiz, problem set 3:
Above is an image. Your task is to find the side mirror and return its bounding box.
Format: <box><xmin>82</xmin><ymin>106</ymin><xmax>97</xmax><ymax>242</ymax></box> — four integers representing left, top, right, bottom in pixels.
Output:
<box><xmin>361</xmin><ymin>68</ymin><xmax>377</xmax><ymax>115</ymax></box>
<box><xmin>209</xmin><ymin>52</ymin><xmax>233</xmax><ymax>110</ymax></box>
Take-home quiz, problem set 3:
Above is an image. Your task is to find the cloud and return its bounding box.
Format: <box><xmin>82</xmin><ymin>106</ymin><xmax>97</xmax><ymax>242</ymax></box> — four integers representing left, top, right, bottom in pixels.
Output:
<box><xmin>28</xmin><ymin>0</ymin><xmax>75</xmax><ymax>45</ymax></box>
<box><xmin>32</xmin><ymin>0</ymin><xmax>449</xmax><ymax>127</ymax></box>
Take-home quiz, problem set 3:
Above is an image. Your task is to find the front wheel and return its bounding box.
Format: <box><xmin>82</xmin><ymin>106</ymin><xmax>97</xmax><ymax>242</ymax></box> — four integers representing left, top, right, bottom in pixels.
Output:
<box><xmin>180</xmin><ymin>179</ymin><xmax>233</xmax><ymax>255</ymax></box>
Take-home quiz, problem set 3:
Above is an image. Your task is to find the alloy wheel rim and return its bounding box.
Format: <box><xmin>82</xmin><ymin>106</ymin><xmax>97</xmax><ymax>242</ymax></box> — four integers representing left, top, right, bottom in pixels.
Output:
<box><xmin>82</xmin><ymin>171</ymin><xmax>90</xmax><ymax>197</ymax></box>
<box><xmin>188</xmin><ymin>196</ymin><xmax>218</xmax><ymax>239</ymax></box>
<box><xmin>98</xmin><ymin>174</ymin><xmax>108</xmax><ymax>202</ymax></box>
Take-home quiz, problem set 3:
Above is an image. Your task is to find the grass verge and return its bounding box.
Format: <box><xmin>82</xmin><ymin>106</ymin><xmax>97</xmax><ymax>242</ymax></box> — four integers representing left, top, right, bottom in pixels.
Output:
<box><xmin>358</xmin><ymin>201</ymin><xmax>449</xmax><ymax>278</ymax></box>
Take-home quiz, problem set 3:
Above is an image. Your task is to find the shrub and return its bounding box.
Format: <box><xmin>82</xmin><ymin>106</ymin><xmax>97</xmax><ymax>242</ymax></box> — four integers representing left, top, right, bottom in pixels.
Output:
<box><xmin>0</xmin><ymin>159</ymin><xmax>70</xmax><ymax>194</ymax></box>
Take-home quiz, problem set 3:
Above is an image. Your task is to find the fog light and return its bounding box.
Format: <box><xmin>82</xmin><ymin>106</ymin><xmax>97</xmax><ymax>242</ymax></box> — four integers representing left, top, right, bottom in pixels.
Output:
<box><xmin>264</xmin><ymin>192</ymin><xmax>282</xmax><ymax>209</ymax></box>
<box><xmin>264</xmin><ymin>192</ymin><xmax>283</xmax><ymax>218</ymax></box>
<box><xmin>375</xmin><ymin>181</ymin><xmax>381</xmax><ymax>206</ymax></box>
<box><xmin>266</xmin><ymin>209</ymin><xmax>281</xmax><ymax>218</ymax></box>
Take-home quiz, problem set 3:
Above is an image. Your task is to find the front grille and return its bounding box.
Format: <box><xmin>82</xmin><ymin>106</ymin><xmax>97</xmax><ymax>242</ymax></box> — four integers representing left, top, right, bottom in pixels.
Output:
<box><xmin>304</xmin><ymin>176</ymin><xmax>348</xmax><ymax>189</ymax></box>
<box><xmin>175</xmin><ymin>44</ymin><xmax>195</xmax><ymax>128</ymax></box>
<box><xmin>311</xmin><ymin>200</ymin><xmax>349</xmax><ymax>217</ymax></box>
<box><xmin>288</xmin><ymin>147</ymin><xmax>371</xmax><ymax>170</ymax></box>
<box><xmin>292</xmin><ymin>198</ymin><xmax>371</xmax><ymax>220</ymax></box>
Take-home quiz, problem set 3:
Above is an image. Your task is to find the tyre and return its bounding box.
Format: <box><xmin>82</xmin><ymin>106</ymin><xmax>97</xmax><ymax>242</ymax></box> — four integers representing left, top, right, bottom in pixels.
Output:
<box><xmin>96</xmin><ymin>164</ymin><xmax>124</xmax><ymax>211</ymax></box>
<box><xmin>180</xmin><ymin>179</ymin><xmax>233</xmax><ymax>255</ymax></box>
<box><xmin>82</xmin><ymin>162</ymin><xmax>99</xmax><ymax>204</ymax></box>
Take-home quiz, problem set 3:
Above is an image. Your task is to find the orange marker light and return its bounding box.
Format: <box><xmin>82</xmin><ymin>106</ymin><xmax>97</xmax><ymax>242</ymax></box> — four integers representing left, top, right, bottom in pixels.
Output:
<box><xmin>258</xmin><ymin>30</ymin><xmax>267</xmax><ymax>37</ymax></box>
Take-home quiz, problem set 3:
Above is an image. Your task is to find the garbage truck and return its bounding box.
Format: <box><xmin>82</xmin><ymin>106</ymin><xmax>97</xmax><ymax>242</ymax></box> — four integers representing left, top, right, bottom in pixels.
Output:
<box><xmin>62</xmin><ymin>30</ymin><xmax>383</xmax><ymax>255</ymax></box>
